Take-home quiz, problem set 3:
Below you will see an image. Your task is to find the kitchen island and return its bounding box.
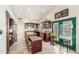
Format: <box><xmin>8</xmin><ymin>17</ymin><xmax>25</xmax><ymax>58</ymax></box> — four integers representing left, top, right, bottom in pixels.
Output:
<box><xmin>25</xmin><ymin>32</ymin><xmax>42</xmax><ymax>54</ymax></box>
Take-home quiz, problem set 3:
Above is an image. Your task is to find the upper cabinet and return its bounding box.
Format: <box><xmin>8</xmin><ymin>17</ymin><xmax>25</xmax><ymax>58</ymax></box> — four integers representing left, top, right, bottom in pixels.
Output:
<box><xmin>25</xmin><ymin>23</ymin><xmax>39</xmax><ymax>28</ymax></box>
<box><xmin>41</xmin><ymin>21</ymin><xmax>51</xmax><ymax>29</ymax></box>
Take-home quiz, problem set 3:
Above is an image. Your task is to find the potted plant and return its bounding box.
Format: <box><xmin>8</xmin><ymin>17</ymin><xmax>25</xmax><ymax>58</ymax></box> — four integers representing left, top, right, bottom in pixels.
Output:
<box><xmin>50</xmin><ymin>33</ymin><xmax>57</xmax><ymax>38</ymax></box>
<box><xmin>50</xmin><ymin>32</ymin><xmax>57</xmax><ymax>44</ymax></box>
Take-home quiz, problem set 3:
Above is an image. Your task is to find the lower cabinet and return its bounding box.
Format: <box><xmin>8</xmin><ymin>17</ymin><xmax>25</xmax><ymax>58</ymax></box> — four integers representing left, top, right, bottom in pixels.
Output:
<box><xmin>25</xmin><ymin>35</ymin><xmax>42</xmax><ymax>54</ymax></box>
<box><xmin>9</xmin><ymin>34</ymin><xmax>13</xmax><ymax>47</ymax></box>
<box><xmin>31</xmin><ymin>40</ymin><xmax>42</xmax><ymax>54</ymax></box>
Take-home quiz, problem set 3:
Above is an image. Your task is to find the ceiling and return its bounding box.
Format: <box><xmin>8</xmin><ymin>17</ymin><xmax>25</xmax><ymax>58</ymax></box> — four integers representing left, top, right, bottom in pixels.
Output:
<box><xmin>9</xmin><ymin>5</ymin><xmax>54</xmax><ymax>22</ymax></box>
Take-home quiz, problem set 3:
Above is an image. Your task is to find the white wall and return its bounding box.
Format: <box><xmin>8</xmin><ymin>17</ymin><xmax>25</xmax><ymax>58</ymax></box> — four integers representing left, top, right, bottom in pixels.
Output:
<box><xmin>0</xmin><ymin>5</ymin><xmax>79</xmax><ymax>53</ymax></box>
<box><xmin>41</xmin><ymin>5</ymin><xmax>79</xmax><ymax>53</ymax></box>
<box><xmin>0</xmin><ymin>5</ymin><xmax>16</xmax><ymax>54</ymax></box>
<box><xmin>17</xmin><ymin>22</ymin><xmax>25</xmax><ymax>41</ymax></box>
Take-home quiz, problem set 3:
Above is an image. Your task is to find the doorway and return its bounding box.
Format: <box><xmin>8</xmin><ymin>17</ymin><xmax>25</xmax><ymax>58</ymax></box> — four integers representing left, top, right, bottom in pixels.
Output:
<box><xmin>6</xmin><ymin>11</ymin><xmax>17</xmax><ymax>54</ymax></box>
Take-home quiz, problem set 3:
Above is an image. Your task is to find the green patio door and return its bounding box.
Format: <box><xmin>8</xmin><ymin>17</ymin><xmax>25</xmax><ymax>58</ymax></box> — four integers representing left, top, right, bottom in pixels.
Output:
<box><xmin>52</xmin><ymin>17</ymin><xmax>76</xmax><ymax>51</ymax></box>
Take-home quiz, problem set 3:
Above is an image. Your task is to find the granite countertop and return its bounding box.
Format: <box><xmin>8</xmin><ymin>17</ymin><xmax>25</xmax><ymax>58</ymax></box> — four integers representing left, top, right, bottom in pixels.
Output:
<box><xmin>29</xmin><ymin>36</ymin><xmax>42</xmax><ymax>41</ymax></box>
<box><xmin>26</xmin><ymin>32</ymin><xmax>37</xmax><ymax>36</ymax></box>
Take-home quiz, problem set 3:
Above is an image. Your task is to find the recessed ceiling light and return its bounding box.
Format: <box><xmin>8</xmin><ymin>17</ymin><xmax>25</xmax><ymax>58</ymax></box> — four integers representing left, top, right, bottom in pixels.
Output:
<box><xmin>18</xmin><ymin>18</ymin><xmax>22</xmax><ymax>19</ymax></box>
<box><xmin>41</xmin><ymin>9</ymin><xmax>45</xmax><ymax>12</ymax></box>
<box><xmin>27</xmin><ymin>7</ymin><xmax>31</xmax><ymax>11</ymax></box>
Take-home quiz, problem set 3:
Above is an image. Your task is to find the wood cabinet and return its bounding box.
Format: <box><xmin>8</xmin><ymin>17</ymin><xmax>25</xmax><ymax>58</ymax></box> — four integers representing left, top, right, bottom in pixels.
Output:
<box><xmin>9</xmin><ymin>33</ymin><xmax>13</xmax><ymax>47</ymax></box>
<box><xmin>9</xmin><ymin>19</ymin><xmax>14</xmax><ymax>47</ymax></box>
<box><xmin>25</xmin><ymin>32</ymin><xmax>42</xmax><ymax>54</ymax></box>
<box><xmin>35</xmin><ymin>31</ymin><xmax>40</xmax><ymax>37</ymax></box>
<box><xmin>25</xmin><ymin>23</ymin><xmax>39</xmax><ymax>28</ymax></box>
<box><xmin>30</xmin><ymin>37</ymin><xmax>42</xmax><ymax>54</ymax></box>
<box><xmin>41</xmin><ymin>21</ymin><xmax>51</xmax><ymax>29</ymax></box>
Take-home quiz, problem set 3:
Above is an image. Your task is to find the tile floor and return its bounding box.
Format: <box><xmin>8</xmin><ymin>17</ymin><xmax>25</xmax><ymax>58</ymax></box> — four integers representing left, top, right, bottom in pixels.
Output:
<box><xmin>9</xmin><ymin>38</ymin><xmax>76</xmax><ymax>54</ymax></box>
